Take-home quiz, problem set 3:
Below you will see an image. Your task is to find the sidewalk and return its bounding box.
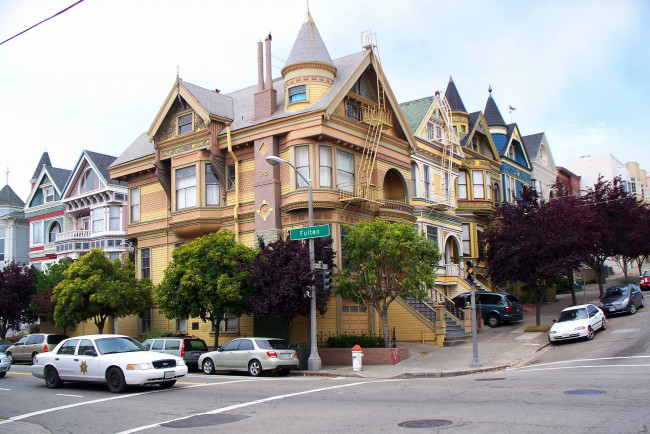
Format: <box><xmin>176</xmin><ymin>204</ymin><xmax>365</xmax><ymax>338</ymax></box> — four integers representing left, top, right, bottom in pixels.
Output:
<box><xmin>295</xmin><ymin>276</ymin><xmax>624</xmax><ymax>379</ymax></box>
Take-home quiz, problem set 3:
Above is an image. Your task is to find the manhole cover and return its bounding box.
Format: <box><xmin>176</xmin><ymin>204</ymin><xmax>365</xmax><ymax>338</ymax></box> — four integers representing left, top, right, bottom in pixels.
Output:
<box><xmin>475</xmin><ymin>377</ymin><xmax>506</xmax><ymax>381</ymax></box>
<box><xmin>564</xmin><ymin>389</ymin><xmax>606</xmax><ymax>395</ymax></box>
<box><xmin>161</xmin><ymin>414</ymin><xmax>250</xmax><ymax>428</ymax></box>
<box><xmin>398</xmin><ymin>419</ymin><xmax>453</xmax><ymax>428</ymax></box>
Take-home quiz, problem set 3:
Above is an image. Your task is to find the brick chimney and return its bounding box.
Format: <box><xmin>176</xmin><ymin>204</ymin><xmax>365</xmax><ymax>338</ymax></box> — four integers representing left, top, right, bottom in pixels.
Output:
<box><xmin>254</xmin><ymin>34</ymin><xmax>277</xmax><ymax>120</ymax></box>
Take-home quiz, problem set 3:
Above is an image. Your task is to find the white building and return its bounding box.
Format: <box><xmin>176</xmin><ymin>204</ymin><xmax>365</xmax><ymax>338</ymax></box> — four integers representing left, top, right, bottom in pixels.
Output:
<box><xmin>565</xmin><ymin>154</ymin><xmax>631</xmax><ymax>194</ymax></box>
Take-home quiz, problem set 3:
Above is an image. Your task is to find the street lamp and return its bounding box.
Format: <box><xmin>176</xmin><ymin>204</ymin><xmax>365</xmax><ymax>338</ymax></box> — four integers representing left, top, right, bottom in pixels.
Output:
<box><xmin>266</xmin><ymin>155</ymin><xmax>322</xmax><ymax>371</ymax></box>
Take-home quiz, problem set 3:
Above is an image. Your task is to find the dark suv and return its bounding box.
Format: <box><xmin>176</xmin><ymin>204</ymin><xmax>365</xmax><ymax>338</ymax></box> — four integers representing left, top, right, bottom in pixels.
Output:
<box><xmin>453</xmin><ymin>291</ymin><xmax>524</xmax><ymax>327</ymax></box>
<box><xmin>142</xmin><ymin>336</ymin><xmax>208</xmax><ymax>370</ymax></box>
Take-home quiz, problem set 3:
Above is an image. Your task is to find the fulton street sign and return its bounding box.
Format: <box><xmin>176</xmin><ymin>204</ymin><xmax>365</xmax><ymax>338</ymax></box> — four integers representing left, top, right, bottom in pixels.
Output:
<box><xmin>290</xmin><ymin>224</ymin><xmax>330</xmax><ymax>240</ymax></box>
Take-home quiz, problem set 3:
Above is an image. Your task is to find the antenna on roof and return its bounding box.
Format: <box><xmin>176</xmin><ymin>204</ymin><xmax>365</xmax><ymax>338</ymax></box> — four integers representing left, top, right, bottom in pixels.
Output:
<box><xmin>5</xmin><ymin>167</ymin><xmax>8</xmax><ymax>186</ymax></box>
<box><xmin>507</xmin><ymin>105</ymin><xmax>516</xmax><ymax>123</ymax></box>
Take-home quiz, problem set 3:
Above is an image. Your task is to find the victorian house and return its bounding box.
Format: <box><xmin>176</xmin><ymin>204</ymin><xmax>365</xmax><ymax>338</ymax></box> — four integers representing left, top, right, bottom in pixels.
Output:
<box><xmin>522</xmin><ymin>132</ymin><xmax>557</xmax><ymax>201</ymax></box>
<box><xmin>0</xmin><ymin>184</ymin><xmax>29</xmax><ymax>267</ymax></box>
<box><xmin>24</xmin><ymin>152</ymin><xmax>71</xmax><ymax>270</ymax></box>
<box><xmin>109</xmin><ymin>14</ymin><xmax>464</xmax><ymax>345</ymax></box>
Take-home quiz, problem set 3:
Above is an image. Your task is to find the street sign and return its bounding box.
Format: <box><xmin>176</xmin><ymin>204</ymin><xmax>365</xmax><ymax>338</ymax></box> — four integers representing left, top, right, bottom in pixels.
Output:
<box><xmin>290</xmin><ymin>224</ymin><xmax>330</xmax><ymax>240</ymax></box>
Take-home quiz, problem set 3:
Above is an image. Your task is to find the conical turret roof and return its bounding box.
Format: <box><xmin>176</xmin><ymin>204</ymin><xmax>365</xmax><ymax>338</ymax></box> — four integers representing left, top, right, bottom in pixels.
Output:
<box><xmin>282</xmin><ymin>12</ymin><xmax>335</xmax><ymax>75</ymax></box>
<box><xmin>444</xmin><ymin>77</ymin><xmax>467</xmax><ymax>113</ymax></box>
<box><xmin>0</xmin><ymin>185</ymin><xmax>24</xmax><ymax>208</ymax></box>
<box><xmin>484</xmin><ymin>89</ymin><xmax>506</xmax><ymax>127</ymax></box>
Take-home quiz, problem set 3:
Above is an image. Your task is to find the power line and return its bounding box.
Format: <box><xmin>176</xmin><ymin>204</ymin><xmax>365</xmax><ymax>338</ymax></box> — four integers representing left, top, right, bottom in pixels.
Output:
<box><xmin>0</xmin><ymin>0</ymin><xmax>85</xmax><ymax>47</ymax></box>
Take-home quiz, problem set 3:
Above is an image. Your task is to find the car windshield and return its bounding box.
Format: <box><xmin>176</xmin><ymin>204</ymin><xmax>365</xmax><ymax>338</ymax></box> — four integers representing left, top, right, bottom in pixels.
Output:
<box><xmin>604</xmin><ymin>287</ymin><xmax>628</xmax><ymax>298</ymax></box>
<box><xmin>95</xmin><ymin>337</ymin><xmax>146</xmax><ymax>355</ymax></box>
<box><xmin>558</xmin><ymin>308</ymin><xmax>588</xmax><ymax>322</ymax></box>
<box><xmin>644</xmin><ymin>271</ymin><xmax>650</xmax><ymax>277</ymax></box>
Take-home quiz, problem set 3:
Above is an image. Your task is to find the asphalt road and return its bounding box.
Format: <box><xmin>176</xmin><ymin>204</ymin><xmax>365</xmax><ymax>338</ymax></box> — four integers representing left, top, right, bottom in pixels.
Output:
<box><xmin>1</xmin><ymin>308</ymin><xmax>649</xmax><ymax>433</ymax></box>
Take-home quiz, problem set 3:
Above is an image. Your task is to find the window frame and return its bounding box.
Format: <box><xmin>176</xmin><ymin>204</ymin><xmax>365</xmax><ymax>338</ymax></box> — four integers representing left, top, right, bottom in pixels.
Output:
<box><xmin>109</xmin><ymin>206</ymin><xmax>121</xmax><ymax>231</ymax></box>
<box><xmin>205</xmin><ymin>163</ymin><xmax>220</xmax><ymax>206</ymax></box>
<box><xmin>130</xmin><ymin>187</ymin><xmax>140</xmax><ymax>223</ymax></box>
<box><xmin>48</xmin><ymin>221</ymin><xmax>60</xmax><ymax>243</ymax></box>
<box><xmin>227</xmin><ymin>164</ymin><xmax>236</xmax><ymax>190</ymax></box>
<box><xmin>472</xmin><ymin>170</ymin><xmax>485</xmax><ymax>200</ymax></box>
<box><xmin>318</xmin><ymin>145</ymin><xmax>332</xmax><ymax>188</ymax></box>
<box><xmin>295</xmin><ymin>145</ymin><xmax>310</xmax><ymax>188</ymax></box>
<box><xmin>141</xmin><ymin>248</ymin><xmax>151</xmax><ymax>279</ymax></box>
<box><xmin>288</xmin><ymin>85</ymin><xmax>307</xmax><ymax>103</ymax></box>
<box><xmin>175</xmin><ymin>165</ymin><xmax>197</xmax><ymax>210</ymax></box>
<box><xmin>92</xmin><ymin>208</ymin><xmax>105</xmax><ymax>233</ymax></box>
<box><xmin>336</xmin><ymin>149</ymin><xmax>355</xmax><ymax>193</ymax></box>
<box><xmin>458</xmin><ymin>171</ymin><xmax>468</xmax><ymax>200</ymax></box>
<box><xmin>178</xmin><ymin>113</ymin><xmax>193</xmax><ymax>135</ymax></box>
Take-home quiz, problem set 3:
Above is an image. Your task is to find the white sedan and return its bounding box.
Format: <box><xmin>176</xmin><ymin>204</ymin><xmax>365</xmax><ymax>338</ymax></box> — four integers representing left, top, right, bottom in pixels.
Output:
<box><xmin>548</xmin><ymin>304</ymin><xmax>607</xmax><ymax>343</ymax></box>
<box><xmin>31</xmin><ymin>334</ymin><xmax>187</xmax><ymax>393</ymax></box>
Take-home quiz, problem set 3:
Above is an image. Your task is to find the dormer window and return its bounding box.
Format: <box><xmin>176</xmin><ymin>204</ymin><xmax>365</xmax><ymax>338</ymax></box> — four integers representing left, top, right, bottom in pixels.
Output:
<box><xmin>289</xmin><ymin>85</ymin><xmax>307</xmax><ymax>103</ymax></box>
<box><xmin>345</xmin><ymin>101</ymin><xmax>362</xmax><ymax>122</ymax></box>
<box><xmin>507</xmin><ymin>145</ymin><xmax>515</xmax><ymax>160</ymax></box>
<box><xmin>179</xmin><ymin>114</ymin><xmax>193</xmax><ymax>134</ymax></box>
<box><xmin>79</xmin><ymin>169</ymin><xmax>99</xmax><ymax>193</ymax></box>
<box><xmin>44</xmin><ymin>186</ymin><xmax>54</xmax><ymax>202</ymax></box>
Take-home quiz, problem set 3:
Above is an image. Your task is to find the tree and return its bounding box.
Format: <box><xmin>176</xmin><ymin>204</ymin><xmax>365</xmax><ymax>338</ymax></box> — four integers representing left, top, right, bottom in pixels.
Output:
<box><xmin>335</xmin><ymin>219</ymin><xmax>441</xmax><ymax>347</ymax></box>
<box><xmin>156</xmin><ymin>230</ymin><xmax>255</xmax><ymax>349</ymax></box>
<box><xmin>485</xmin><ymin>187</ymin><xmax>590</xmax><ymax>325</ymax></box>
<box><xmin>53</xmin><ymin>249</ymin><xmax>153</xmax><ymax>334</ymax></box>
<box><xmin>32</xmin><ymin>259</ymin><xmax>73</xmax><ymax>331</ymax></box>
<box><xmin>0</xmin><ymin>262</ymin><xmax>37</xmax><ymax>339</ymax></box>
<box><xmin>631</xmin><ymin>205</ymin><xmax>650</xmax><ymax>276</ymax></box>
<box><xmin>244</xmin><ymin>235</ymin><xmax>335</xmax><ymax>339</ymax></box>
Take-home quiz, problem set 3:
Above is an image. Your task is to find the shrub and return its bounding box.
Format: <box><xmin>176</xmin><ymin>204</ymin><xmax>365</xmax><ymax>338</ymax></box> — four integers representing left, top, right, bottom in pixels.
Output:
<box><xmin>326</xmin><ymin>334</ymin><xmax>385</xmax><ymax>348</ymax></box>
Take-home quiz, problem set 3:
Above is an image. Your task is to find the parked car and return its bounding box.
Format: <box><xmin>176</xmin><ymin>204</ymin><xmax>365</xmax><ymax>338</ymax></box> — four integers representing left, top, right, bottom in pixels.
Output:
<box><xmin>639</xmin><ymin>270</ymin><xmax>650</xmax><ymax>291</ymax></box>
<box><xmin>31</xmin><ymin>334</ymin><xmax>187</xmax><ymax>393</ymax></box>
<box><xmin>452</xmin><ymin>291</ymin><xmax>524</xmax><ymax>327</ymax></box>
<box><xmin>599</xmin><ymin>284</ymin><xmax>644</xmax><ymax>316</ymax></box>
<box><xmin>0</xmin><ymin>351</ymin><xmax>10</xmax><ymax>378</ymax></box>
<box><xmin>6</xmin><ymin>333</ymin><xmax>68</xmax><ymax>364</ymax></box>
<box><xmin>142</xmin><ymin>336</ymin><xmax>208</xmax><ymax>370</ymax></box>
<box><xmin>199</xmin><ymin>337</ymin><xmax>299</xmax><ymax>377</ymax></box>
<box><xmin>548</xmin><ymin>304</ymin><xmax>606</xmax><ymax>343</ymax></box>
<box><xmin>0</xmin><ymin>339</ymin><xmax>12</xmax><ymax>353</ymax></box>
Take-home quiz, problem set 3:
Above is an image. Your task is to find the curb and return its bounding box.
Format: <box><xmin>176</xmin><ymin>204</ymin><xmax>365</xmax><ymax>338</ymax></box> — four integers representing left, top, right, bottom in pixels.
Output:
<box><xmin>292</xmin><ymin>364</ymin><xmax>508</xmax><ymax>380</ymax></box>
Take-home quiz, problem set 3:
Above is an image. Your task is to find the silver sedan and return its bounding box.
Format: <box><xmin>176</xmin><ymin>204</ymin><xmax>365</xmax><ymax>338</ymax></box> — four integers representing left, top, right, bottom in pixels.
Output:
<box><xmin>199</xmin><ymin>338</ymin><xmax>299</xmax><ymax>377</ymax></box>
<box><xmin>0</xmin><ymin>352</ymin><xmax>10</xmax><ymax>378</ymax></box>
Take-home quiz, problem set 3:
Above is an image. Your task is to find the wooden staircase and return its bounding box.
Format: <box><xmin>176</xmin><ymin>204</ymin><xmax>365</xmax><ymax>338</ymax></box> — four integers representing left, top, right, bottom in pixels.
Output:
<box><xmin>403</xmin><ymin>295</ymin><xmax>470</xmax><ymax>347</ymax></box>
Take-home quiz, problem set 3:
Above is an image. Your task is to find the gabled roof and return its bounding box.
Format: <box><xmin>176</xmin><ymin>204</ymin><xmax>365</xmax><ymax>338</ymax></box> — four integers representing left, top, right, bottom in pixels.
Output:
<box><xmin>501</xmin><ymin>123</ymin><xmax>532</xmax><ymax>169</ymax></box>
<box><xmin>283</xmin><ymin>12</ymin><xmax>335</xmax><ymax>72</ymax></box>
<box><xmin>62</xmin><ymin>150</ymin><xmax>126</xmax><ymax>198</ymax></box>
<box><xmin>0</xmin><ymin>185</ymin><xmax>24</xmax><ymax>207</ymax></box>
<box><xmin>463</xmin><ymin>111</ymin><xmax>500</xmax><ymax>162</ymax></box>
<box><xmin>522</xmin><ymin>132</ymin><xmax>545</xmax><ymax>160</ymax></box>
<box><xmin>444</xmin><ymin>77</ymin><xmax>467</xmax><ymax>113</ymax></box>
<box><xmin>110</xmin><ymin>132</ymin><xmax>153</xmax><ymax>168</ymax></box>
<box><xmin>25</xmin><ymin>164</ymin><xmax>72</xmax><ymax>209</ymax></box>
<box><xmin>399</xmin><ymin>96</ymin><xmax>433</xmax><ymax>134</ymax></box>
<box><xmin>181</xmin><ymin>80</ymin><xmax>234</xmax><ymax>120</ymax></box>
<box><xmin>484</xmin><ymin>94</ymin><xmax>506</xmax><ymax>127</ymax></box>
<box><xmin>31</xmin><ymin>152</ymin><xmax>51</xmax><ymax>182</ymax></box>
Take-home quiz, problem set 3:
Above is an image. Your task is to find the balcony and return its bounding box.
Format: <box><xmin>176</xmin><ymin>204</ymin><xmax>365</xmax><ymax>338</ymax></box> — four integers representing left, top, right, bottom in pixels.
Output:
<box><xmin>417</xmin><ymin>190</ymin><xmax>457</xmax><ymax>210</ymax></box>
<box><xmin>56</xmin><ymin>230</ymin><xmax>91</xmax><ymax>242</ymax></box>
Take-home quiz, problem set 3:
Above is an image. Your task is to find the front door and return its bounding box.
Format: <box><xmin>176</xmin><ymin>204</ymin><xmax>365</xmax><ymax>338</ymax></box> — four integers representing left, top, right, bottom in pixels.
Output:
<box><xmin>71</xmin><ymin>339</ymin><xmax>100</xmax><ymax>381</ymax></box>
<box><xmin>54</xmin><ymin>339</ymin><xmax>80</xmax><ymax>380</ymax></box>
<box><xmin>232</xmin><ymin>339</ymin><xmax>254</xmax><ymax>371</ymax></box>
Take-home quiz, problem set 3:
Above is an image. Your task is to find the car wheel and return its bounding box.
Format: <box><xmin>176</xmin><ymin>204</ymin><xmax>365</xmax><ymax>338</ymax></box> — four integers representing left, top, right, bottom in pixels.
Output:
<box><xmin>159</xmin><ymin>380</ymin><xmax>176</xmax><ymax>389</ymax></box>
<box><xmin>587</xmin><ymin>326</ymin><xmax>595</xmax><ymax>340</ymax></box>
<box><xmin>487</xmin><ymin>314</ymin><xmax>500</xmax><ymax>328</ymax></box>
<box><xmin>202</xmin><ymin>359</ymin><xmax>215</xmax><ymax>375</ymax></box>
<box><xmin>5</xmin><ymin>352</ymin><xmax>12</xmax><ymax>364</ymax></box>
<box><xmin>32</xmin><ymin>352</ymin><xmax>38</xmax><ymax>365</ymax></box>
<box><xmin>601</xmin><ymin>318</ymin><xmax>607</xmax><ymax>331</ymax></box>
<box><xmin>106</xmin><ymin>367</ymin><xmax>127</xmax><ymax>393</ymax></box>
<box><xmin>0</xmin><ymin>372</ymin><xmax>6</xmax><ymax>378</ymax></box>
<box><xmin>629</xmin><ymin>304</ymin><xmax>637</xmax><ymax>315</ymax></box>
<box><xmin>276</xmin><ymin>368</ymin><xmax>290</xmax><ymax>377</ymax></box>
<box><xmin>641</xmin><ymin>298</ymin><xmax>645</xmax><ymax>308</ymax></box>
<box><xmin>248</xmin><ymin>360</ymin><xmax>263</xmax><ymax>377</ymax></box>
<box><xmin>45</xmin><ymin>366</ymin><xmax>62</xmax><ymax>389</ymax></box>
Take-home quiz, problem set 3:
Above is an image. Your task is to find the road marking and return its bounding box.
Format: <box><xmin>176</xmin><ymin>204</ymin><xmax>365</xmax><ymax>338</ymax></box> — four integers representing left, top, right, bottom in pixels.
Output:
<box><xmin>117</xmin><ymin>379</ymin><xmax>400</xmax><ymax>434</ymax></box>
<box><xmin>7</xmin><ymin>372</ymin><xmax>31</xmax><ymax>376</ymax></box>
<box><xmin>0</xmin><ymin>388</ymin><xmax>11</xmax><ymax>391</ymax></box>
<box><xmin>56</xmin><ymin>393</ymin><xmax>84</xmax><ymax>398</ymax></box>
<box><xmin>515</xmin><ymin>332</ymin><xmax>542</xmax><ymax>340</ymax></box>
<box><xmin>611</xmin><ymin>328</ymin><xmax>641</xmax><ymax>334</ymax></box>
<box><xmin>507</xmin><ymin>355</ymin><xmax>650</xmax><ymax>372</ymax></box>
<box><xmin>0</xmin><ymin>378</ymin><xmax>256</xmax><ymax>426</ymax></box>
<box><xmin>176</xmin><ymin>381</ymin><xmax>207</xmax><ymax>385</ymax></box>
<box><xmin>506</xmin><ymin>363</ymin><xmax>650</xmax><ymax>373</ymax></box>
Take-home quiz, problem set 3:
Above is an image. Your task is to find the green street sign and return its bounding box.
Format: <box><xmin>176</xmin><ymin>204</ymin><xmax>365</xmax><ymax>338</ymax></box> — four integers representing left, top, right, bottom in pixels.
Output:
<box><xmin>290</xmin><ymin>224</ymin><xmax>330</xmax><ymax>240</ymax></box>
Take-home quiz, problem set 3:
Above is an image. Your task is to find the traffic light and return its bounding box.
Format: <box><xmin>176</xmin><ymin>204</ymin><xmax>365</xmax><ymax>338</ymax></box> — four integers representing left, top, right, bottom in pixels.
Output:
<box><xmin>466</xmin><ymin>260</ymin><xmax>475</xmax><ymax>283</ymax></box>
<box><xmin>322</xmin><ymin>270</ymin><xmax>333</xmax><ymax>293</ymax></box>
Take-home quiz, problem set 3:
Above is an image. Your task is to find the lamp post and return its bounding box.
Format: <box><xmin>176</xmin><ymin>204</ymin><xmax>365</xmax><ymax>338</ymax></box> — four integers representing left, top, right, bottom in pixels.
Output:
<box><xmin>266</xmin><ymin>155</ymin><xmax>322</xmax><ymax>371</ymax></box>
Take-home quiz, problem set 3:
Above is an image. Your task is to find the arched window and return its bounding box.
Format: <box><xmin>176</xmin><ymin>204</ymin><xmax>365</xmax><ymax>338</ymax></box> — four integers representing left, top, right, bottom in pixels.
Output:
<box><xmin>48</xmin><ymin>221</ymin><xmax>61</xmax><ymax>243</ymax></box>
<box><xmin>80</xmin><ymin>169</ymin><xmax>99</xmax><ymax>193</ymax></box>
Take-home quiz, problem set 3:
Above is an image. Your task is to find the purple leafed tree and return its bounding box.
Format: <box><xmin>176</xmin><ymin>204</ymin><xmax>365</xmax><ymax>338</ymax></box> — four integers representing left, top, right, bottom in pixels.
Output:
<box><xmin>0</xmin><ymin>262</ymin><xmax>37</xmax><ymax>339</ymax></box>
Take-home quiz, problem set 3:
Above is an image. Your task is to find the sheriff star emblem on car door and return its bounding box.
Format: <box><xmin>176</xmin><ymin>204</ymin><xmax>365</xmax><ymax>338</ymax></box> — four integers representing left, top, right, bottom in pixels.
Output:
<box><xmin>79</xmin><ymin>361</ymin><xmax>88</xmax><ymax>374</ymax></box>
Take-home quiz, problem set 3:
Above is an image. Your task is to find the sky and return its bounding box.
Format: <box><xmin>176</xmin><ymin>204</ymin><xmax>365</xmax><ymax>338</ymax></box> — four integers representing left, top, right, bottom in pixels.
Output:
<box><xmin>1</xmin><ymin>0</ymin><xmax>649</xmax><ymax>202</ymax></box>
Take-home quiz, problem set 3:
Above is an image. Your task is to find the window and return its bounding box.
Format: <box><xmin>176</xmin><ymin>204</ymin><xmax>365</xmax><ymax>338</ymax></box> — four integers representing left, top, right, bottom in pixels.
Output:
<box><xmin>462</xmin><ymin>224</ymin><xmax>470</xmax><ymax>256</ymax></box>
<box><xmin>92</xmin><ymin>208</ymin><xmax>105</xmax><ymax>233</ymax></box>
<box><xmin>505</xmin><ymin>175</ymin><xmax>516</xmax><ymax>203</ymax></box>
<box><xmin>472</xmin><ymin>170</ymin><xmax>484</xmax><ymax>199</ymax></box>
<box><xmin>141</xmin><ymin>248</ymin><xmax>151</xmax><ymax>279</ymax></box>
<box><xmin>0</xmin><ymin>239</ymin><xmax>4</xmax><ymax>262</ymax></box>
<box><xmin>345</xmin><ymin>101</ymin><xmax>362</xmax><ymax>122</ymax></box>
<box><xmin>424</xmin><ymin>165</ymin><xmax>431</xmax><ymax>199</ymax></box>
<box><xmin>130</xmin><ymin>188</ymin><xmax>140</xmax><ymax>223</ymax></box>
<box><xmin>485</xmin><ymin>172</ymin><xmax>492</xmax><ymax>201</ymax></box>
<box><xmin>179</xmin><ymin>113</ymin><xmax>192</xmax><ymax>134</ymax></box>
<box><xmin>507</xmin><ymin>144</ymin><xmax>515</xmax><ymax>160</ymax></box>
<box><xmin>48</xmin><ymin>221</ymin><xmax>60</xmax><ymax>243</ymax></box>
<box><xmin>205</xmin><ymin>164</ymin><xmax>220</xmax><ymax>205</ymax></box>
<box><xmin>212</xmin><ymin>313</ymin><xmax>238</xmax><ymax>332</ymax></box>
<box><xmin>336</xmin><ymin>150</ymin><xmax>355</xmax><ymax>192</ymax></box>
<box><xmin>176</xmin><ymin>319</ymin><xmax>187</xmax><ymax>333</ymax></box>
<box><xmin>472</xmin><ymin>136</ymin><xmax>478</xmax><ymax>151</ymax></box>
<box><xmin>411</xmin><ymin>163</ymin><xmax>419</xmax><ymax>197</ymax></box>
<box><xmin>109</xmin><ymin>252</ymin><xmax>121</xmax><ymax>261</ymax></box>
<box><xmin>319</xmin><ymin>146</ymin><xmax>332</xmax><ymax>188</ymax></box>
<box><xmin>114</xmin><ymin>193</ymin><xmax>126</xmax><ymax>201</ymax></box>
<box><xmin>44</xmin><ymin>187</ymin><xmax>54</xmax><ymax>202</ymax></box>
<box><xmin>426</xmin><ymin>226</ymin><xmax>438</xmax><ymax>245</ymax></box>
<box><xmin>227</xmin><ymin>164</ymin><xmax>236</xmax><ymax>190</ymax></box>
<box><xmin>425</xmin><ymin>122</ymin><xmax>435</xmax><ymax>141</ymax></box>
<box><xmin>340</xmin><ymin>223</ymin><xmax>349</xmax><ymax>269</ymax></box>
<box><xmin>458</xmin><ymin>172</ymin><xmax>467</xmax><ymax>200</ymax></box>
<box><xmin>176</xmin><ymin>166</ymin><xmax>196</xmax><ymax>209</ymax></box>
<box><xmin>79</xmin><ymin>169</ymin><xmax>99</xmax><ymax>193</ymax></box>
<box><xmin>109</xmin><ymin>206</ymin><xmax>120</xmax><ymax>231</ymax></box>
<box><xmin>77</xmin><ymin>339</ymin><xmax>95</xmax><ymax>356</ymax></box>
<box><xmin>57</xmin><ymin>339</ymin><xmax>79</xmax><ymax>355</ymax></box>
<box><xmin>461</xmin><ymin>125</ymin><xmax>466</xmax><ymax>133</ymax></box>
<box><xmin>140</xmin><ymin>310</ymin><xmax>151</xmax><ymax>333</ymax></box>
<box><xmin>295</xmin><ymin>146</ymin><xmax>310</xmax><ymax>188</ymax></box>
<box><xmin>289</xmin><ymin>85</ymin><xmax>307</xmax><ymax>103</ymax></box>
<box><xmin>32</xmin><ymin>221</ymin><xmax>43</xmax><ymax>245</ymax></box>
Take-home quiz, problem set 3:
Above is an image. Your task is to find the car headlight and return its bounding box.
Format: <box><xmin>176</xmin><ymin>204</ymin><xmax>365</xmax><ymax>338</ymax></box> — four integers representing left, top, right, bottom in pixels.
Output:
<box><xmin>126</xmin><ymin>363</ymin><xmax>152</xmax><ymax>370</ymax></box>
<box><xmin>574</xmin><ymin>326</ymin><xmax>586</xmax><ymax>331</ymax></box>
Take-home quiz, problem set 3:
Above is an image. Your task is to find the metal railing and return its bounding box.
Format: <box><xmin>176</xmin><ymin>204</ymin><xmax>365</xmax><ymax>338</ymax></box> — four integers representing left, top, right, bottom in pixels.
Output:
<box><xmin>55</xmin><ymin>230</ymin><xmax>91</xmax><ymax>241</ymax></box>
<box><xmin>429</xmin><ymin>287</ymin><xmax>464</xmax><ymax>322</ymax></box>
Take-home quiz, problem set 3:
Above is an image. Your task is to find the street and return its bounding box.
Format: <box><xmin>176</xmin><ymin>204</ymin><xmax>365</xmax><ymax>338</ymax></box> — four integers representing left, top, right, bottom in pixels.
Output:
<box><xmin>2</xmin><ymin>303</ymin><xmax>649</xmax><ymax>434</ymax></box>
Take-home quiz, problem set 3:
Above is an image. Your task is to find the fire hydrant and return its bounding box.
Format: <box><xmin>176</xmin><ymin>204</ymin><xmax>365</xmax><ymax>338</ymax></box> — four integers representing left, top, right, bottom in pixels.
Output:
<box><xmin>351</xmin><ymin>344</ymin><xmax>364</xmax><ymax>372</ymax></box>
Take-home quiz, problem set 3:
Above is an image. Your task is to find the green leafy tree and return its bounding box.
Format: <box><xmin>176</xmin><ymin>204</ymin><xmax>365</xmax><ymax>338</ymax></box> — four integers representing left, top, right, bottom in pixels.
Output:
<box><xmin>53</xmin><ymin>249</ymin><xmax>153</xmax><ymax>334</ymax></box>
<box><xmin>156</xmin><ymin>230</ymin><xmax>255</xmax><ymax>349</ymax></box>
<box><xmin>335</xmin><ymin>219</ymin><xmax>441</xmax><ymax>347</ymax></box>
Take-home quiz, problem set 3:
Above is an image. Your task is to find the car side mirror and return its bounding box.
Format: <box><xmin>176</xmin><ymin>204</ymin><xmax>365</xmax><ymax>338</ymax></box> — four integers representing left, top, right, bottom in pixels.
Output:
<box><xmin>84</xmin><ymin>350</ymin><xmax>97</xmax><ymax>357</ymax></box>
<box><xmin>217</xmin><ymin>347</ymin><xmax>223</xmax><ymax>352</ymax></box>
